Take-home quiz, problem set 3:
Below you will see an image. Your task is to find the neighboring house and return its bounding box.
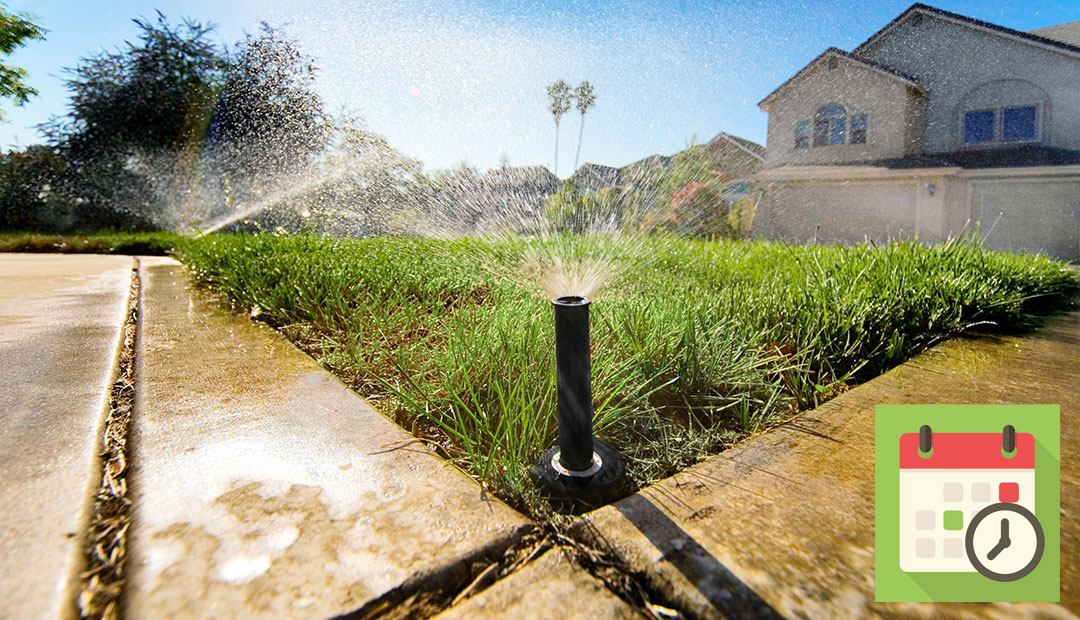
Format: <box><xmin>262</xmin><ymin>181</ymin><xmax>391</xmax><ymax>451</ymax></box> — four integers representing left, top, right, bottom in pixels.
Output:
<box><xmin>701</xmin><ymin>132</ymin><xmax>767</xmax><ymax>180</ymax></box>
<box><xmin>620</xmin><ymin>133</ymin><xmax>766</xmax><ymax>196</ymax></box>
<box><xmin>620</xmin><ymin>154</ymin><xmax>674</xmax><ymax>211</ymax></box>
<box><xmin>570</xmin><ymin>163</ymin><xmax>626</xmax><ymax>192</ymax></box>
<box><xmin>625</xmin><ymin>154</ymin><xmax>673</xmax><ymax>173</ymax></box>
<box><xmin>755</xmin><ymin>3</ymin><xmax>1080</xmax><ymax>261</ymax></box>
<box><xmin>466</xmin><ymin>165</ymin><xmax>560</xmax><ymax>231</ymax></box>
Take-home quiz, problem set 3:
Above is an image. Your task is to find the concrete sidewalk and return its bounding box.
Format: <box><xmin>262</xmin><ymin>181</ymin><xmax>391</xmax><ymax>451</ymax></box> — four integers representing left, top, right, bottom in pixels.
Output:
<box><xmin>124</xmin><ymin>258</ymin><xmax>529</xmax><ymax>619</ymax></box>
<box><xmin>4</xmin><ymin>252</ymin><xmax>1076</xmax><ymax>620</ymax></box>
<box><xmin>0</xmin><ymin>254</ymin><xmax>133</xmax><ymax>620</ymax></box>
<box><xmin>575</xmin><ymin>303</ymin><xmax>1080</xmax><ymax>619</ymax></box>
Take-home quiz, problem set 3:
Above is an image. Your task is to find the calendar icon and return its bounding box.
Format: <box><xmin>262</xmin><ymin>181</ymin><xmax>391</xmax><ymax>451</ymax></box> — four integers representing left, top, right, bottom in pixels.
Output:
<box><xmin>898</xmin><ymin>427</ymin><xmax>1041</xmax><ymax>578</ymax></box>
<box><xmin>875</xmin><ymin>404</ymin><xmax>1059</xmax><ymax>602</ymax></box>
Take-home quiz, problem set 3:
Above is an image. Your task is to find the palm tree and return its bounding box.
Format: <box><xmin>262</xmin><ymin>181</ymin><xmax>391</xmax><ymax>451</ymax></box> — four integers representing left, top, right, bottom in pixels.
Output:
<box><xmin>546</xmin><ymin>79</ymin><xmax>571</xmax><ymax>176</ymax></box>
<box><xmin>572</xmin><ymin>81</ymin><xmax>595</xmax><ymax>173</ymax></box>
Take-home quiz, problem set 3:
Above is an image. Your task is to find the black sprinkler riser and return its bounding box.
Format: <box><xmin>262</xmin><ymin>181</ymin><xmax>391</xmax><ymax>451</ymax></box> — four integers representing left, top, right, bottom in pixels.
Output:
<box><xmin>531</xmin><ymin>295</ymin><xmax>624</xmax><ymax>511</ymax></box>
<box><xmin>553</xmin><ymin>296</ymin><xmax>594</xmax><ymax>472</ymax></box>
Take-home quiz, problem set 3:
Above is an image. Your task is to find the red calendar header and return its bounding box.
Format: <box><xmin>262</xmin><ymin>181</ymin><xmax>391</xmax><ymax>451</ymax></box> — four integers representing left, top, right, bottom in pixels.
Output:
<box><xmin>899</xmin><ymin>432</ymin><xmax>1034</xmax><ymax>468</ymax></box>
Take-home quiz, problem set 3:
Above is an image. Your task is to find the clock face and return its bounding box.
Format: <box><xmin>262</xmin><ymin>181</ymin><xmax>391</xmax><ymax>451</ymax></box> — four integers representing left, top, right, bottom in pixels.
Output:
<box><xmin>965</xmin><ymin>502</ymin><xmax>1045</xmax><ymax>582</ymax></box>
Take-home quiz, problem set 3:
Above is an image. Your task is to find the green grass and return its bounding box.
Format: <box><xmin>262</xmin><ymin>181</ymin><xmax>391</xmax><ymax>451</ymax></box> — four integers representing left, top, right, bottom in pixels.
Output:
<box><xmin>171</xmin><ymin>233</ymin><xmax>1077</xmax><ymax>516</ymax></box>
<box><xmin>0</xmin><ymin>231</ymin><xmax>185</xmax><ymax>255</ymax></box>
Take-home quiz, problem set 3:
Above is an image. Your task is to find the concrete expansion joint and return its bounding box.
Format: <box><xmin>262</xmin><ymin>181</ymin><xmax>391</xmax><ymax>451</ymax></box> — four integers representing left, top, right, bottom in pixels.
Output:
<box><xmin>557</xmin><ymin>521</ymin><xmax>691</xmax><ymax>620</ymax></box>
<box><xmin>331</xmin><ymin>523</ymin><xmax>539</xmax><ymax>620</ymax></box>
<box><xmin>76</xmin><ymin>258</ymin><xmax>141</xmax><ymax>620</ymax></box>
<box><xmin>355</xmin><ymin>516</ymin><xmax>694</xmax><ymax>620</ymax></box>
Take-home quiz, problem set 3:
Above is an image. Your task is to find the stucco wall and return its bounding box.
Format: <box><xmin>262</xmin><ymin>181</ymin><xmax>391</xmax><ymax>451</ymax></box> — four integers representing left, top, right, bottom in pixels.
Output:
<box><xmin>860</xmin><ymin>14</ymin><xmax>1080</xmax><ymax>153</ymax></box>
<box><xmin>764</xmin><ymin>58</ymin><xmax>923</xmax><ymax>167</ymax></box>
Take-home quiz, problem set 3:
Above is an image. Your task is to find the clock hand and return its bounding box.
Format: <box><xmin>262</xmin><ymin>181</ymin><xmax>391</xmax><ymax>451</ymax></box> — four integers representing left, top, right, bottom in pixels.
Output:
<box><xmin>986</xmin><ymin>518</ymin><xmax>1011</xmax><ymax>561</ymax></box>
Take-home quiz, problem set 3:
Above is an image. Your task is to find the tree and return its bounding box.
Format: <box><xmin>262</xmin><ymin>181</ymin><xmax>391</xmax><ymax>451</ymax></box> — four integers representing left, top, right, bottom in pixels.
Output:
<box><xmin>0</xmin><ymin>145</ymin><xmax>72</xmax><ymax>230</ymax></box>
<box><xmin>545</xmin><ymin>79</ymin><xmax>571</xmax><ymax>177</ymax></box>
<box><xmin>661</xmin><ymin>179</ymin><xmax>738</xmax><ymax>239</ymax></box>
<box><xmin>572</xmin><ymin>81</ymin><xmax>595</xmax><ymax>173</ymax></box>
<box><xmin>423</xmin><ymin>161</ymin><xmax>481</xmax><ymax>233</ymax></box>
<box><xmin>47</xmin><ymin>13</ymin><xmax>223</xmax><ymax>157</ymax></box>
<box><xmin>40</xmin><ymin>12</ymin><xmax>226</xmax><ymax>229</ymax></box>
<box><xmin>543</xmin><ymin>178</ymin><xmax>622</xmax><ymax>234</ymax></box>
<box><xmin>0</xmin><ymin>4</ymin><xmax>46</xmax><ymax>121</ymax></box>
<box><xmin>208</xmin><ymin>22</ymin><xmax>329</xmax><ymax>195</ymax></box>
<box><xmin>40</xmin><ymin>14</ymin><xmax>331</xmax><ymax>231</ymax></box>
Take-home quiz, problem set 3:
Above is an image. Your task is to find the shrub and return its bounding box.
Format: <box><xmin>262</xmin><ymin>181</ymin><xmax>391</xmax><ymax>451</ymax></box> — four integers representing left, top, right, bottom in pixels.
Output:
<box><xmin>542</xmin><ymin>179</ymin><xmax>623</xmax><ymax>233</ymax></box>
<box><xmin>642</xmin><ymin>178</ymin><xmax>739</xmax><ymax>239</ymax></box>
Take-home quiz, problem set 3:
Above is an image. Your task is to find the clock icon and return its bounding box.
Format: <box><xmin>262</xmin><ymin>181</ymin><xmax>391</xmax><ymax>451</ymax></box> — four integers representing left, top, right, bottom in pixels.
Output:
<box><xmin>965</xmin><ymin>502</ymin><xmax>1045</xmax><ymax>582</ymax></box>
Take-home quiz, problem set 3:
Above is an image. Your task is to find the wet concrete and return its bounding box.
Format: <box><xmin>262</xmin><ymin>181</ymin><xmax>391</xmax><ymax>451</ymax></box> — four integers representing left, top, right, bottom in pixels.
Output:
<box><xmin>0</xmin><ymin>254</ymin><xmax>133</xmax><ymax>620</ymax></box>
<box><xmin>432</xmin><ymin>548</ymin><xmax>644</xmax><ymax>620</ymax></box>
<box><xmin>124</xmin><ymin>258</ymin><xmax>529</xmax><ymax>619</ymax></box>
<box><xmin>576</xmin><ymin>305</ymin><xmax>1080</xmax><ymax>619</ymax></box>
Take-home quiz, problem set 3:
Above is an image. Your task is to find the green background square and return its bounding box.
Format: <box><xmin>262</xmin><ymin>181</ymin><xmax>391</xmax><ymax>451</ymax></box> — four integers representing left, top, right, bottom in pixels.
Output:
<box><xmin>875</xmin><ymin>404</ymin><xmax>1060</xmax><ymax>602</ymax></box>
<box><xmin>943</xmin><ymin>510</ymin><xmax>964</xmax><ymax>531</ymax></box>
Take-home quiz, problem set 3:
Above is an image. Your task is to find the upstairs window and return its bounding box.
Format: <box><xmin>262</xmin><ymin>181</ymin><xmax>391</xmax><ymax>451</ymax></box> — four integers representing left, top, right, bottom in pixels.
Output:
<box><xmin>1003</xmin><ymin>106</ymin><xmax>1037</xmax><ymax>142</ymax></box>
<box><xmin>814</xmin><ymin>104</ymin><xmax>846</xmax><ymax>146</ymax></box>
<box><xmin>851</xmin><ymin>114</ymin><xmax>868</xmax><ymax>144</ymax></box>
<box><xmin>963</xmin><ymin>105</ymin><xmax>1039</xmax><ymax>145</ymax></box>
<box><xmin>796</xmin><ymin>108</ymin><xmax>867</xmax><ymax>149</ymax></box>
<box><xmin>795</xmin><ymin>121</ymin><xmax>810</xmax><ymax>148</ymax></box>
<box><xmin>963</xmin><ymin>110</ymin><xmax>995</xmax><ymax>144</ymax></box>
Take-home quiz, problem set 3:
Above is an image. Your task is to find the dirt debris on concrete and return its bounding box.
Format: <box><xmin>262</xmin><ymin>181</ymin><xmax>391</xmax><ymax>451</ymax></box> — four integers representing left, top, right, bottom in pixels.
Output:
<box><xmin>558</xmin><ymin>523</ymin><xmax>694</xmax><ymax>620</ymax></box>
<box><xmin>334</xmin><ymin>525</ymin><xmax>546</xmax><ymax>620</ymax></box>
<box><xmin>78</xmin><ymin>260</ymin><xmax>140</xmax><ymax>620</ymax></box>
<box><xmin>338</xmin><ymin>521</ymin><xmax>687</xmax><ymax>620</ymax></box>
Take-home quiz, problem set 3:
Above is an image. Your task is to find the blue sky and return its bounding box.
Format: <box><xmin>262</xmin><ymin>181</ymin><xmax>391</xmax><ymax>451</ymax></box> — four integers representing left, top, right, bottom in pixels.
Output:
<box><xmin>2</xmin><ymin>1</ymin><xmax>1078</xmax><ymax>175</ymax></box>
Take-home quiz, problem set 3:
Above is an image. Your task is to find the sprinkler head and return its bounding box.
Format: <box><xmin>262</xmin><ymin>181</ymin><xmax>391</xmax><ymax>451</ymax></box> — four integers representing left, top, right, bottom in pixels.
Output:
<box><xmin>530</xmin><ymin>295</ymin><xmax>625</xmax><ymax>510</ymax></box>
<box><xmin>531</xmin><ymin>439</ymin><xmax>625</xmax><ymax>510</ymax></box>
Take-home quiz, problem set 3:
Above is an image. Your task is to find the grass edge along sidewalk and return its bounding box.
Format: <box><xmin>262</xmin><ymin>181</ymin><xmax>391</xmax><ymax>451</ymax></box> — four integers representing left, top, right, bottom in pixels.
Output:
<box><xmin>170</xmin><ymin>233</ymin><xmax>1079</xmax><ymax>516</ymax></box>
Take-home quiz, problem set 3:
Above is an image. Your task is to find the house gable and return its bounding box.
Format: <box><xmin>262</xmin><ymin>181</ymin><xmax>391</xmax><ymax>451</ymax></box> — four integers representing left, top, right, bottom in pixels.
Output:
<box><xmin>854</xmin><ymin>4</ymin><xmax>1080</xmax><ymax>61</ymax></box>
<box><xmin>854</xmin><ymin>6</ymin><xmax>1080</xmax><ymax>154</ymax></box>
<box><xmin>759</xmin><ymin>48</ymin><xmax>922</xmax><ymax>112</ymax></box>
<box><xmin>762</xmin><ymin>49</ymin><xmax>924</xmax><ymax>167</ymax></box>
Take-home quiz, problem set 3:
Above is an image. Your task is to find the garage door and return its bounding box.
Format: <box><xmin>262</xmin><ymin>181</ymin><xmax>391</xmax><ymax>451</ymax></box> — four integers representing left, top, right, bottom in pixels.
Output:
<box><xmin>972</xmin><ymin>178</ymin><xmax>1080</xmax><ymax>262</ymax></box>
<box><xmin>758</xmin><ymin>183</ymin><xmax>918</xmax><ymax>245</ymax></box>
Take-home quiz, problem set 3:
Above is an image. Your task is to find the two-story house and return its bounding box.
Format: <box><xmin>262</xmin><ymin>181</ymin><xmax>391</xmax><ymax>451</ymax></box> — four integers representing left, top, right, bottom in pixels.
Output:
<box><xmin>754</xmin><ymin>3</ymin><xmax>1080</xmax><ymax>261</ymax></box>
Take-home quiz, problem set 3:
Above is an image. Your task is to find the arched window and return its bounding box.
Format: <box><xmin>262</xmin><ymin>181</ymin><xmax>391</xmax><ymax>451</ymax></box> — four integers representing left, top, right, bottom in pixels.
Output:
<box><xmin>957</xmin><ymin>80</ymin><xmax>1048</xmax><ymax>147</ymax></box>
<box><xmin>814</xmin><ymin>104</ymin><xmax>846</xmax><ymax>146</ymax></box>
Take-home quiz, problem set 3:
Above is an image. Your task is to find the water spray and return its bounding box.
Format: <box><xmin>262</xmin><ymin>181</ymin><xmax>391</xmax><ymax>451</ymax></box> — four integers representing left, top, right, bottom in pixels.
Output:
<box><xmin>531</xmin><ymin>295</ymin><xmax>624</xmax><ymax>507</ymax></box>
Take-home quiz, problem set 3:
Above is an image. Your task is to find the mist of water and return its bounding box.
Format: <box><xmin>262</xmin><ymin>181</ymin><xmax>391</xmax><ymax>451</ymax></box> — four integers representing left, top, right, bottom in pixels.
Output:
<box><xmin>123</xmin><ymin>125</ymin><xmax>754</xmax><ymax>300</ymax></box>
<box><xmin>110</xmin><ymin>56</ymin><xmax>757</xmax><ymax>301</ymax></box>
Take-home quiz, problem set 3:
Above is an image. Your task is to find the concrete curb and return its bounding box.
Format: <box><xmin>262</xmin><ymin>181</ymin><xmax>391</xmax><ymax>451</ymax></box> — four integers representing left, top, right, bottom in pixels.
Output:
<box><xmin>123</xmin><ymin>258</ymin><xmax>530</xmax><ymax>619</ymax></box>
<box><xmin>574</xmin><ymin>305</ymin><xmax>1080</xmax><ymax>619</ymax></box>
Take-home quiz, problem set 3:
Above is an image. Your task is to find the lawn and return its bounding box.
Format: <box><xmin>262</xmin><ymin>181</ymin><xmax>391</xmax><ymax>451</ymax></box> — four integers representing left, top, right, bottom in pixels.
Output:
<box><xmin>169</xmin><ymin>233</ymin><xmax>1078</xmax><ymax>516</ymax></box>
<box><xmin>5</xmin><ymin>230</ymin><xmax>1072</xmax><ymax>515</ymax></box>
<box><xmin>0</xmin><ymin>231</ymin><xmax>185</xmax><ymax>255</ymax></box>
